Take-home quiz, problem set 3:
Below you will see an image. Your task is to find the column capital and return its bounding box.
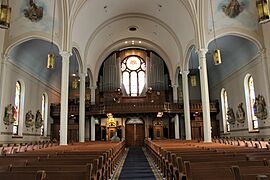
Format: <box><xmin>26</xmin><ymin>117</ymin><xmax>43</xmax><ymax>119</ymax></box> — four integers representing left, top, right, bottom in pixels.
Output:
<box><xmin>258</xmin><ymin>48</ymin><xmax>266</xmax><ymax>55</ymax></box>
<box><xmin>60</xmin><ymin>51</ymin><xmax>72</xmax><ymax>59</ymax></box>
<box><xmin>182</xmin><ymin>70</ymin><xmax>190</xmax><ymax>76</ymax></box>
<box><xmin>90</xmin><ymin>86</ymin><xmax>97</xmax><ymax>90</ymax></box>
<box><xmin>79</xmin><ymin>72</ymin><xmax>87</xmax><ymax>78</ymax></box>
<box><xmin>172</xmin><ymin>84</ymin><xmax>178</xmax><ymax>88</ymax></box>
<box><xmin>1</xmin><ymin>53</ymin><xmax>9</xmax><ymax>62</ymax></box>
<box><xmin>196</xmin><ymin>48</ymin><xmax>208</xmax><ymax>57</ymax></box>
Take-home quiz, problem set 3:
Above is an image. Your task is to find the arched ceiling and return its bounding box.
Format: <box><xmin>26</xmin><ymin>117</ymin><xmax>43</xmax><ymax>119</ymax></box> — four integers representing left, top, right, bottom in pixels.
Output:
<box><xmin>8</xmin><ymin>39</ymin><xmax>79</xmax><ymax>91</ymax></box>
<box><xmin>72</xmin><ymin>0</ymin><xmax>195</xmax><ymax>82</ymax></box>
<box><xmin>187</xmin><ymin>35</ymin><xmax>259</xmax><ymax>88</ymax></box>
<box><xmin>6</xmin><ymin>0</ymin><xmax>264</xmax><ymax>89</ymax></box>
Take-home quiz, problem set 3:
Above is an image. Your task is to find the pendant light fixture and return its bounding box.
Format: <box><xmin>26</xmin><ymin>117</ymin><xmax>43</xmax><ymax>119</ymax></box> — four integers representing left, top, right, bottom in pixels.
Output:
<box><xmin>47</xmin><ymin>0</ymin><xmax>56</xmax><ymax>69</ymax></box>
<box><xmin>0</xmin><ymin>0</ymin><xmax>11</xmax><ymax>29</ymax></box>
<box><xmin>190</xmin><ymin>50</ymin><xmax>197</xmax><ymax>87</ymax></box>
<box><xmin>210</xmin><ymin>0</ymin><xmax>222</xmax><ymax>65</ymax></box>
<box><xmin>256</xmin><ymin>0</ymin><xmax>270</xmax><ymax>24</ymax></box>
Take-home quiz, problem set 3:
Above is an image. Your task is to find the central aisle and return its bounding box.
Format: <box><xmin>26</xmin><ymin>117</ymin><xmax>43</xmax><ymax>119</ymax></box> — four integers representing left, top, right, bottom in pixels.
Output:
<box><xmin>118</xmin><ymin>147</ymin><xmax>156</xmax><ymax>180</ymax></box>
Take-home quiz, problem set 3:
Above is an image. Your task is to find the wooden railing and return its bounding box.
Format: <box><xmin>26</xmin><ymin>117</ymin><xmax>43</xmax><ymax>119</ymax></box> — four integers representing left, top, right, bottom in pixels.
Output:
<box><xmin>50</xmin><ymin>101</ymin><xmax>219</xmax><ymax>117</ymax></box>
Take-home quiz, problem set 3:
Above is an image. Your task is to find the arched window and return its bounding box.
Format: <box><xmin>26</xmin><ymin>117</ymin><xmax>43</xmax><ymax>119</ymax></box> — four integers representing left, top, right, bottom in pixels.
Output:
<box><xmin>13</xmin><ymin>81</ymin><xmax>21</xmax><ymax>135</ymax></box>
<box><xmin>244</xmin><ymin>75</ymin><xmax>258</xmax><ymax>131</ymax></box>
<box><xmin>41</xmin><ymin>93</ymin><xmax>48</xmax><ymax>136</ymax></box>
<box><xmin>221</xmin><ymin>88</ymin><xmax>230</xmax><ymax>133</ymax></box>
<box><xmin>121</xmin><ymin>56</ymin><xmax>146</xmax><ymax>96</ymax></box>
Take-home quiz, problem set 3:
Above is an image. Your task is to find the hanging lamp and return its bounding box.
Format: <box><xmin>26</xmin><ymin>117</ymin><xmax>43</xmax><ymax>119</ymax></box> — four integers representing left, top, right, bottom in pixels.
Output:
<box><xmin>210</xmin><ymin>0</ymin><xmax>222</xmax><ymax>65</ymax></box>
<box><xmin>47</xmin><ymin>0</ymin><xmax>56</xmax><ymax>69</ymax></box>
<box><xmin>0</xmin><ymin>0</ymin><xmax>11</xmax><ymax>29</ymax></box>
<box><xmin>190</xmin><ymin>50</ymin><xmax>197</xmax><ymax>87</ymax></box>
<box><xmin>256</xmin><ymin>0</ymin><xmax>270</xmax><ymax>24</ymax></box>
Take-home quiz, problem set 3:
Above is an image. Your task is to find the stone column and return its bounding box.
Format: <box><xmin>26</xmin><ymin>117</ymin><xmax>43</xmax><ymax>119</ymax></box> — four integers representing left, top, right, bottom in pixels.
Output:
<box><xmin>90</xmin><ymin>86</ymin><xmax>96</xmax><ymax>105</ymax></box>
<box><xmin>60</xmin><ymin>51</ymin><xmax>71</xmax><ymax>145</ymax></box>
<box><xmin>79</xmin><ymin>73</ymin><xmax>86</xmax><ymax>142</ymax></box>
<box><xmin>260</xmin><ymin>49</ymin><xmax>270</xmax><ymax>106</ymax></box>
<box><xmin>197</xmin><ymin>49</ymin><xmax>212</xmax><ymax>143</ymax></box>
<box><xmin>0</xmin><ymin>54</ymin><xmax>8</xmax><ymax>123</ymax></box>
<box><xmin>174</xmin><ymin>114</ymin><xmax>180</xmax><ymax>139</ymax></box>
<box><xmin>182</xmin><ymin>70</ymin><xmax>192</xmax><ymax>140</ymax></box>
<box><xmin>91</xmin><ymin>116</ymin><xmax>95</xmax><ymax>141</ymax></box>
<box><xmin>85</xmin><ymin>118</ymin><xmax>90</xmax><ymax>141</ymax></box>
<box><xmin>172</xmin><ymin>84</ymin><xmax>178</xmax><ymax>103</ymax></box>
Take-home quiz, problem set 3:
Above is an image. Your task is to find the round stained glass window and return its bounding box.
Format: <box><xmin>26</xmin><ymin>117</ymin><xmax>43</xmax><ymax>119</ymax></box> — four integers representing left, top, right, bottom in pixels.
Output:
<box><xmin>126</xmin><ymin>56</ymin><xmax>141</xmax><ymax>70</ymax></box>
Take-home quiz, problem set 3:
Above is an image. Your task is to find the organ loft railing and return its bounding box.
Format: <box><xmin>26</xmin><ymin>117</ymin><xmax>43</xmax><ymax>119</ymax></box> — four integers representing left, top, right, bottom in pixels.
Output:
<box><xmin>50</xmin><ymin>101</ymin><xmax>219</xmax><ymax>117</ymax></box>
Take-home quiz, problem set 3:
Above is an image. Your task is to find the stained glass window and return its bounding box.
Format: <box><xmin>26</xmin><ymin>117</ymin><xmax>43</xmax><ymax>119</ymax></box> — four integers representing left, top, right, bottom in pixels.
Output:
<box><xmin>13</xmin><ymin>81</ymin><xmax>21</xmax><ymax>135</ymax></box>
<box><xmin>122</xmin><ymin>56</ymin><xmax>145</xmax><ymax>96</ymax></box>
<box><xmin>248</xmin><ymin>76</ymin><xmax>258</xmax><ymax>129</ymax></box>
<box><xmin>221</xmin><ymin>89</ymin><xmax>230</xmax><ymax>132</ymax></box>
<box><xmin>41</xmin><ymin>94</ymin><xmax>45</xmax><ymax>136</ymax></box>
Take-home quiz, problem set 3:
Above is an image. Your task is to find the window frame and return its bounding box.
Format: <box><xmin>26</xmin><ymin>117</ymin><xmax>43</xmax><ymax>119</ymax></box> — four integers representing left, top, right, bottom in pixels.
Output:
<box><xmin>221</xmin><ymin>88</ymin><xmax>230</xmax><ymax>133</ymax></box>
<box><xmin>121</xmin><ymin>56</ymin><xmax>146</xmax><ymax>96</ymax></box>
<box><xmin>244</xmin><ymin>74</ymin><xmax>259</xmax><ymax>132</ymax></box>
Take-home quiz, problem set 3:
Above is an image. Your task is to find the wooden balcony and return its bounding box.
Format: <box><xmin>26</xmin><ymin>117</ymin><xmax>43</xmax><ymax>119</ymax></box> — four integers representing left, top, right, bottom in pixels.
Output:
<box><xmin>50</xmin><ymin>101</ymin><xmax>219</xmax><ymax>117</ymax></box>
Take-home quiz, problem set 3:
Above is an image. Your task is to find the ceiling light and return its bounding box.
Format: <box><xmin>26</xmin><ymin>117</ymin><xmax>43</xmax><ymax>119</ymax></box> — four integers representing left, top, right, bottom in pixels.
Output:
<box><xmin>139</xmin><ymin>41</ymin><xmax>142</xmax><ymax>43</ymax></box>
<box><xmin>128</xmin><ymin>26</ymin><xmax>137</xmax><ymax>32</ymax></box>
<box><xmin>125</xmin><ymin>41</ymin><xmax>128</xmax><ymax>44</ymax></box>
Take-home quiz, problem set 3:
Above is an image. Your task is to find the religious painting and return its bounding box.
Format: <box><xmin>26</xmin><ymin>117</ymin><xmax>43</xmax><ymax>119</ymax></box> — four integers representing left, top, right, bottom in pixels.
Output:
<box><xmin>236</xmin><ymin>102</ymin><xmax>245</xmax><ymax>123</ymax></box>
<box><xmin>3</xmin><ymin>104</ymin><xmax>15</xmax><ymax>125</ymax></box>
<box><xmin>208</xmin><ymin>0</ymin><xmax>258</xmax><ymax>32</ymax></box>
<box><xmin>25</xmin><ymin>110</ymin><xmax>34</xmax><ymax>127</ymax></box>
<box><xmin>24</xmin><ymin>0</ymin><xmax>43</xmax><ymax>22</ymax></box>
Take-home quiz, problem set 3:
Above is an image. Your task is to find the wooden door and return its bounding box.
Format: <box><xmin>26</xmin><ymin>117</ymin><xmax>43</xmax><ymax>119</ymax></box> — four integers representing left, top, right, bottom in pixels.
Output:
<box><xmin>126</xmin><ymin>124</ymin><xmax>145</xmax><ymax>147</ymax></box>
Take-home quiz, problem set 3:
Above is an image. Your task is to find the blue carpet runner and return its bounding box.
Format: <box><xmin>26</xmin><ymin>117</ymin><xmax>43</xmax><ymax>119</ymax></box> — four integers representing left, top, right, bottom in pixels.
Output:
<box><xmin>118</xmin><ymin>147</ymin><xmax>156</xmax><ymax>180</ymax></box>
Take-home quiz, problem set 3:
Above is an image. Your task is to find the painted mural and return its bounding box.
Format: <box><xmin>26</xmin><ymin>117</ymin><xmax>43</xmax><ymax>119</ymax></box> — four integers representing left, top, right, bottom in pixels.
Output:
<box><xmin>208</xmin><ymin>0</ymin><xmax>258</xmax><ymax>32</ymax></box>
<box><xmin>9</xmin><ymin>0</ymin><xmax>59</xmax><ymax>40</ymax></box>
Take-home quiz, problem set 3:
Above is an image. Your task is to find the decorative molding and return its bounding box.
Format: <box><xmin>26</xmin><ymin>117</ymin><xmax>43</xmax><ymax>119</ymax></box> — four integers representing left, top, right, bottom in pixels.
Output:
<box><xmin>1</xmin><ymin>132</ymin><xmax>13</xmax><ymax>135</ymax></box>
<box><xmin>6</xmin><ymin>60</ymin><xmax>61</xmax><ymax>95</ymax></box>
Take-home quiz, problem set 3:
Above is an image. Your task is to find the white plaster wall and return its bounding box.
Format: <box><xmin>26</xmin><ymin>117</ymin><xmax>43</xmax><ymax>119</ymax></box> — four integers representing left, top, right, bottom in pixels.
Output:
<box><xmin>209</xmin><ymin>55</ymin><xmax>270</xmax><ymax>139</ymax></box>
<box><xmin>0</xmin><ymin>61</ymin><xmax>60</xmax><ymax>144</ymax></box>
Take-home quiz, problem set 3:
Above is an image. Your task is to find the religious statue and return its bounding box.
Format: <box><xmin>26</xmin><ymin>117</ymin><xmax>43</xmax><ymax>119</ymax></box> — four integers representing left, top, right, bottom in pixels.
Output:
<box><xmin>227</xmin><ymin>107</ymin><xmax>236</xmax><ymax>124</ymax></box>
<box><xmin>254</xmin><ymin>94</ymin><xmax>268</xmax><ymax>120</ymax></box>
<box><xmin>24</xmin><ymin>0</ymin><xmax>43</xmax><ymax>22</ymax></box>
<box><xmin>222</xmin><ymin>0</ymin><xmax>245</xmax><ymax>18</ymax></box>
<box><xmin>25</xmin><ymin>110</ymin><xmax>34</xmax><ymax>127</ymax></box>
<box><xmin>236</xmin><ymin>102</ymin><xmax>245</xmax><ymax>123</ymax></box>
<box><xmin>3</xmin><ymin>104</ymin><xmax>15</xmax><ymax>125</ymax></box>
<box><xmin>35</xmin><ymin>110</ymin><xmax>43</xmax><ymax>128</ymax></box>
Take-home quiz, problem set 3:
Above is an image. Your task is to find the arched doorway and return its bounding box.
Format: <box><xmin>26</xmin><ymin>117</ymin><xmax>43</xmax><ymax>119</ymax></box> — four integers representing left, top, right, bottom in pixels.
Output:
<box><xmin>125</xmin><ymin>118</ymin><xmax>145</xmax><ymax>147</ymax></box>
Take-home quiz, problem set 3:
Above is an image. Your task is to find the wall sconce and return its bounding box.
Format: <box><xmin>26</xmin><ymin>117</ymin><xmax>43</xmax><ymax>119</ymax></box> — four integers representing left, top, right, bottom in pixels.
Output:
<box><xmin>256</xmin><ymin>0</ymin><xmax>270</xmax><ymax>24</ymax></box>
<box><xmin>0</xmin><ymin>0</ymin><xmax>11</xmax><ymax>29</ymax></box>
